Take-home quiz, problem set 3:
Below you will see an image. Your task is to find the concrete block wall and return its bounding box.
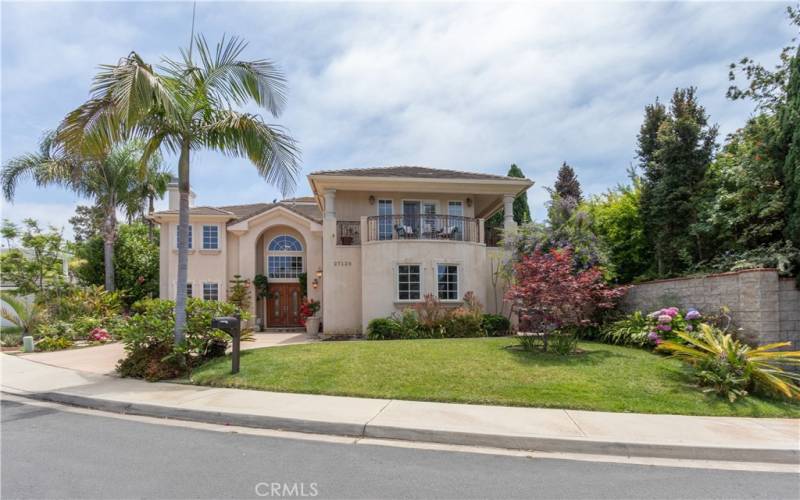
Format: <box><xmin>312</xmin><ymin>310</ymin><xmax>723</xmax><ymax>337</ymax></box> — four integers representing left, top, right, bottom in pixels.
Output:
<box><xmin>622</xmin><ymin>269</ymin><xmax>799</xmax><ymax>347</ymax></box>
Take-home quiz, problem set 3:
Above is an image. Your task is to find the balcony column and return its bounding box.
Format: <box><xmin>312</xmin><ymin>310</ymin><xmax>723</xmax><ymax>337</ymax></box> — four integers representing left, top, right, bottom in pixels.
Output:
<box><xmin>503</xmin><ymin>194</ymin><xmax>516</xmax><ymax>233</ymax></box>
<box><xmin>324</xmin><ymin>189</ymin><xmax>336</xmax><ymax>219</ymax></box>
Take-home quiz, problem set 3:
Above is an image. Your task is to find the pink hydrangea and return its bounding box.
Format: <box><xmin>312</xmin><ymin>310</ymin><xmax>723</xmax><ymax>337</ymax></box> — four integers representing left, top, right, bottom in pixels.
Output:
<box><xmin>664</xmin><ymin>307</ymin><xmax>679</xmax><ymax>317</ymax></box>
<box><xmin>657</xmin><ymin>324</ymin><xmax>672</xmax><ymax>332</ymax></box>
<box><xmin>657</xmin><ymin>314</ymin><xmax>672</xmax><ymax>324</ymax></box>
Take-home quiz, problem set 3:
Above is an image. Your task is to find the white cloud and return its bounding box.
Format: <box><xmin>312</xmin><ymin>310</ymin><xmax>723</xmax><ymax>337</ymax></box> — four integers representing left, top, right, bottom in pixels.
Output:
<box><xmin>1</xmin><ymin>1</ymin><xmax>793</xmax><ymax>228</ymax></box>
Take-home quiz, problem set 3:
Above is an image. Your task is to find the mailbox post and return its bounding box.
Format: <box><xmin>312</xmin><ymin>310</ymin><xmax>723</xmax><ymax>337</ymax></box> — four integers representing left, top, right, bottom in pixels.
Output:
<box><xmin>211</xmin><ymin>316</ymin><xmax>241</xmax><ymax>374</ymax></box>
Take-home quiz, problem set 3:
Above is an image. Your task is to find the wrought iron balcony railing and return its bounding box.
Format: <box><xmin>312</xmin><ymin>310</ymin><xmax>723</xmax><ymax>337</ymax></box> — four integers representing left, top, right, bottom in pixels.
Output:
<box><xmin>365</xmin><ymin>214</ymin><xmax>481</xmax><ymax>243</ymax></box>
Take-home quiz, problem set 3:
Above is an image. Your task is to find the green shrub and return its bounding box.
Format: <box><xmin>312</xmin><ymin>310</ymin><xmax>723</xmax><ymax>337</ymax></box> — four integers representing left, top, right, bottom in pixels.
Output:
<box><xmin>600</xmin><ymin>311</ymin><xmax>650</xmax><ymax>347</ymax></box>
<box><xmin>549</xmin><ymin>330</ymin><xmax>579</xmax><ymax>355</ymax></box>
<box><xmin>117</xmin><ymin>298</ymin><xmax>245</xmax><ymax>381</ymax></box>
<box><xmin>444</xmin><ymin>310</ymin><xmax>485</xmax><ymax>338</ymax></box>
<box><xmin>36</xmin><ymin>336</ymin><xmax>73</xmax><ymax>351</ymax></box>
<box><xmin>481</xmin><ymin>314</ymin><xmax>510</xmax><ymax>337</ymax></box>
<box><xmin>366</xmin><ymin>318</ymin><xmax>404</xmax><ymax>340</ymax></box>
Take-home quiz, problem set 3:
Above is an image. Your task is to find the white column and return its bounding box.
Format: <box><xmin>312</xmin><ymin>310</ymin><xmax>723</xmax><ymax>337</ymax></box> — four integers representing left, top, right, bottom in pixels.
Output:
<box><xmin>503</xmin><ymin>194</ymin><xmax>516</xmax><ymax>233</ymax></box>
<box><xmin>324</xmin><ymin>189</ymin><xmax>336</xmax><ymax>219</ymax></box>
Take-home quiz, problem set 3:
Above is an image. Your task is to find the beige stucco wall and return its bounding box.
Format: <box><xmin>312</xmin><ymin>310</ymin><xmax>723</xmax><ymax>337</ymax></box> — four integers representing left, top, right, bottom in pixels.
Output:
<box><xmin>321</xmin><ymin>215</ymin><xmax>363</xmax><ymax>333</ymax></box>
<box><xmin>158</xmin><ymin>217</ymin><xmax>230</xmax><ymax>301</ymax></box>
<box><xmin>359</xmin><ymin>238</ymin><xmax>489</xmax><ymax>332</ymax></box>
<box><xmin>333</xmin><ymin>191</ymin><xmax>477</xmax><ymax>221</ymax></box>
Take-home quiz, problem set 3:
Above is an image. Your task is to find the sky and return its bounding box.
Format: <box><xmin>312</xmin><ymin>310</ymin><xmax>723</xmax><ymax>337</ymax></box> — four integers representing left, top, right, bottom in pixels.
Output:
<box><xmin>0</xmin><ymin>1</ymin><xmax>794</xmax><ymax>240</ymax></box>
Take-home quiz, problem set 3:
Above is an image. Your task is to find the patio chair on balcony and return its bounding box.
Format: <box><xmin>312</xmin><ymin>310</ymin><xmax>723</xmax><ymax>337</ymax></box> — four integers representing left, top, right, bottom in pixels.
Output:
<box><xmin>394</xmin><ymin>224</ymin><xmax>415</xmax><ymax>239</ymax></box>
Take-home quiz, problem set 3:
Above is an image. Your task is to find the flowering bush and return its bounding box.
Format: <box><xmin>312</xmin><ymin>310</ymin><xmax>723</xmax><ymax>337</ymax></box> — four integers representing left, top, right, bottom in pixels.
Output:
<box><xmin>298</xmin><ymin>299</ymin><xmax>320</xmax><ymax>326</ymax></box>
<box><xmin>601</xmin><ymin>306</ymin><xmax>715</xmax><ymax>348</ymax></box>
<box><xmin>88</xmin><ymin>327</ymin><xmax>111</xmax><ymax>343</ymax></box>
<box><xmin>367</xmin><ymin>292</ymin><xmax>487</xmax><ymax>340</ymax></box>
<box><xmin>644</xmin><ymin>306</ymin><xmax>704</xmax><ymax>345</ymax></box>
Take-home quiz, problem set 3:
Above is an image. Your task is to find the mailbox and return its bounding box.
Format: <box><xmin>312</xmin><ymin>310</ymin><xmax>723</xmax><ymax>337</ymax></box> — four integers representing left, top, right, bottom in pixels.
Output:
<box><xmin>211</xmin><ymin>316</ymin><xmax>241</xmax><ymax>374</ymax></box>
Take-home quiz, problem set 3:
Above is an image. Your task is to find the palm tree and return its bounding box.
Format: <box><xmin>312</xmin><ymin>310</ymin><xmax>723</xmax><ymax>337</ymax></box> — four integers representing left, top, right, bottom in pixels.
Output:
<box><xmin>1</xmin><ymin>135</ymin><xmax>168</xmax><ymax>291</ymax></box>
<box><xmin>0</xmin><ymin>291</ymin><xmax>45</xmax><ymax>336</ymax></box>
<box><xmin>56</xmin><ymin>35</ymin><xmax>300</xmax><ymax>343</ymax></box>
<box><xmin>122</xmin><ymin>166</ymin><xmax>171</xmax><ymax>241</ymax></box>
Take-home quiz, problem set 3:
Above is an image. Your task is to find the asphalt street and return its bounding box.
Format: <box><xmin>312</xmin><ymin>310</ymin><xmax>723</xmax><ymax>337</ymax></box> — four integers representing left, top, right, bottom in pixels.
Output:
<box><xmin>1</xmin><ymin>399</ymin><xmax>798</xmax><ymax>499</ymax></box>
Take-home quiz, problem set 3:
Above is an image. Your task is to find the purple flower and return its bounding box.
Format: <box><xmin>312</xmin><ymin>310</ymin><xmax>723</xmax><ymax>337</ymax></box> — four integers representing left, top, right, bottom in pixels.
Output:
<box><xmin>657</xmin><ymin>324</ymin><xmax>672</xmax><ymax>332</ymax></box>
<box><xmin>685</xmin><ymin>309</ymin><xmax>701</xmax><ymax>320</ymax></box>
<box><xmin>665</xmin><ymin>307</ymin><xmax>679</xmax><ymax>318</ymax></box>
<box><xmin>647</xmin><ymin>331</ymin><xmax>660</xmax><ymax>342</ymax></box>
<box><xmin>658</xmin><ymin>314</ymin><xmax>672</xmax><ymax>324</ymax></box>
<box><xmin>685</xmin><ymin>324</ymin><xmax>693</xmax><ymax>332</ymax></box>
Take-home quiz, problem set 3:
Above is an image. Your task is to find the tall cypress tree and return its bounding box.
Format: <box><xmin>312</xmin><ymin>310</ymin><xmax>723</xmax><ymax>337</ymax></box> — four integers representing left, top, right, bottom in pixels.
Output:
<box><xmin>638</xmin><ymin>88</ymin><xmax>717</xmax><ymax>276</ymax></box>
<box><xmin>779</xmin><ymin>46</ymin><xmax>800</xmax><ymax>250</ymax></box>
<box><xmin>554</xmin><ymin>162</ymin><xmax>582</xmax><ymax>202</ymax></box>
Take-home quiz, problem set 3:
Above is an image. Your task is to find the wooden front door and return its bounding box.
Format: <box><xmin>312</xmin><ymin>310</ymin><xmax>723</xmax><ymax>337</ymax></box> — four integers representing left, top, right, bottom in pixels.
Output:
<box><xmin>267</xmin><ymin>283</ymin><xmax>302</xmax><ymax>327</ymax></box>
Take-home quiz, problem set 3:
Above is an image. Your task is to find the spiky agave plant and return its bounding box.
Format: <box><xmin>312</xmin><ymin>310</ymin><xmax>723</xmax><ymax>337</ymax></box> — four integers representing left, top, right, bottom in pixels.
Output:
<box><xmin>658</xmin><ymin>324</ymin><xmax>800</xmax><ymax>401</ymax></box>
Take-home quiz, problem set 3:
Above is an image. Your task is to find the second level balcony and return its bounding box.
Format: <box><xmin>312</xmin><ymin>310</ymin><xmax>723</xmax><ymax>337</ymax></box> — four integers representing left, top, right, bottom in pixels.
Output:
<box><xmin>363</xmin><ymin>214</ymin><xmax>482</xmax><ymax>243</ymax></box>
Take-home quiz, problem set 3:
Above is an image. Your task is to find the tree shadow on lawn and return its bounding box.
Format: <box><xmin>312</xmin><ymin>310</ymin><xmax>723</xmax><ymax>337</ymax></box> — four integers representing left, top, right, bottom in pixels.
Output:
<box><xmin>501</xmin><ymin>343</ymin><xmax>621</xmax><ymax>367</ymax></box>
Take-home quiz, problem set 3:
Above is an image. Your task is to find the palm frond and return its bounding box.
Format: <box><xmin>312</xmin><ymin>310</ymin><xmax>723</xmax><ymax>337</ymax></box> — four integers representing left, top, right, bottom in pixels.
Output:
<box><xmin>193</xmin><ymin>34</ymin><xmax>288</xmax><ymax>116</ymax></box>
<box><xmin>205</xmin><ymin>110</ymin><xmax>300</xmax><ymax>196</ymax></box>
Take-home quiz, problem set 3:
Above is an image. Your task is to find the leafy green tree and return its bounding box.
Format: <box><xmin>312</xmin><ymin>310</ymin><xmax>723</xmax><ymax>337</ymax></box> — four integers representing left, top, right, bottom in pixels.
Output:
<box><xmin>73</xmin><ymin>223</ymin><xmax>160</xmax><ymax>306</ymax></box>
<box><xmin>0</xmin><ymin>219</ymin><xmax>65</xmax><ymax>295</ymax></box>
<box><xmin>1</xmin><ymin>219</ymin><xmax>19</xmax><ymax>249</ymax></box>
<box><xmin>57</xmin><ymin>35</ymin><xmax>300</xmax><ymax>343</ymax></box>
<box><xmin>638</xmin><ymin>88</ymin><xmax>718</xmax><ymax>276</ymax></box>
<box><xmin>554</xmin><ymin>162</ymin><xmax>582</xmax><ymax>202</ymax></box>
<box><xmin>1</xmin><ymin>136</ymin><xmax>167</xmax><ymax>291</ymax></box>
<box><xmin>69</xmin><ymin>205</ymin><xmax>105</xmax><ymax>242</ymax></box>
<box><xmin>586</xmin><ymin>179</ymin><xmax>650</xmax><ymax>283</ymax></box>
<box><xmin>701</xmin><ymin>115</ymin><xmax>787</xmax><ymax>251</ymax></box>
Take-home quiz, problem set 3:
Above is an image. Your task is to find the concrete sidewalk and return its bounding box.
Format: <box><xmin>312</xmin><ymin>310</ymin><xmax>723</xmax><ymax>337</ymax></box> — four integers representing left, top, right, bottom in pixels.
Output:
<box><xmin>15</xmin><ymin>333</ymin><xmax>309</xmax><ymax>375</ymax></box>
<box><xmin>2</xmin><ymin>353</ymin><xmax>798</xmax><ymax>464</ymax></box>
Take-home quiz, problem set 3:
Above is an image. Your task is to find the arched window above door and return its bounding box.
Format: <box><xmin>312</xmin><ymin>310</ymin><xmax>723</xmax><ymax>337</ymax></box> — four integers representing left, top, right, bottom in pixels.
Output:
<box><xmin>267</xmin><ymin>234</ymin><xmax>304</xmax><ymax>279</ymax></box>
<box><xmin>268</xmin><ymin>235</ymin><xmax>303</xmax><ymax>252</ymax></box>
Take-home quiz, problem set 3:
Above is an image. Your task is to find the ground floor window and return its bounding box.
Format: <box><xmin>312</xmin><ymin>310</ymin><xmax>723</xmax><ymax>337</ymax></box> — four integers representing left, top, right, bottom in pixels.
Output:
<box><xmin>437</xmin><ymin>264</ymin><xmax>459</xmax><ymax>300</ymax></box>
<box><xmin>186</xmin><ymin>283</ymin><xmax>193</xmax><ymax>298</ymax></box>
<box><xmin>203</xmin><ymin>282</ymin><xmax>219</xmax><ymax>301</ymax></box>
<box><xmin>397</xmin><ymin>264</ymin><xmax>421</xmax><ymax>301</ymax></box>
<box><xmin>268</xmin><ymin>255</ymin><xmax>304</xmax><ymax>279</ymax></box>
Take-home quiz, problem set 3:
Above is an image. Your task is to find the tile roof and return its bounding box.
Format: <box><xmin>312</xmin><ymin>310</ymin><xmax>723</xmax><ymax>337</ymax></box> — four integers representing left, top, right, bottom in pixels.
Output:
<box><xmin>309</xmin><ymin>166</ymin><xmax>522</xmax><ymax>181</ymax></box>
<box><xmin>151</xmin><ymin>200</ymin><xmax>322</xmax><ymax>225</ymax></box>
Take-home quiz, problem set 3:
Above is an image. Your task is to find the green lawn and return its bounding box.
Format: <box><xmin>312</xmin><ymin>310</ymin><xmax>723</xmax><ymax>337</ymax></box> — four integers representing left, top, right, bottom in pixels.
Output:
<box><xmin>191</xmin><ymin>338</ymin><xmax>800</xmax><ymax>417</ymax></box>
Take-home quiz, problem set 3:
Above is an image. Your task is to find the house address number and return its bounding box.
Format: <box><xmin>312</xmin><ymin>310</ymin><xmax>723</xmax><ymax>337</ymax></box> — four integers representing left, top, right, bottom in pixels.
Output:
<box><xmin>334</xmin><ymin>261</ymin><xmax>352</xmax><ymax>267</ymax></box>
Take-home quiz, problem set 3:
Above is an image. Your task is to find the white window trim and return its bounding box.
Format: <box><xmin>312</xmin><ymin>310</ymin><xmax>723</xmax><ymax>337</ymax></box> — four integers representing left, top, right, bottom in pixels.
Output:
<box><xmin>401</xmin><ymin>199</ymin><xmax>440</xmax><ymax>214</ymax></box>
<box><xmin>395</xmin><ymin>263</ymin><xmax>423</xmax><ymax>302</ymax></box>
<box><xmin>174</xmin><ymin>223</ymin><xmax>193</xmax><ymax>249</ymax></box>
<box><xmin>202</xmin><ymin>281</ymin><xmax>219</xmax><ymax>301</ymax></box>
<box><xmin>435</xmin><ymin>263</ymin><xmax>461</xmax><ymax>302</ymax></box>
<box><xmin>201</xmin><ymin>224</ymin><xmax>220</xmax><ymax>250</ymax></box>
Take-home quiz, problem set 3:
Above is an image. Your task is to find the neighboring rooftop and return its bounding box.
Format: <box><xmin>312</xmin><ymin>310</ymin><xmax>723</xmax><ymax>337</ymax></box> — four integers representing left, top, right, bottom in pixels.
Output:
<box><xmin>309</xmin><ymin>166</ymin><xmax>525</xmax><ymax>181</ymax></box>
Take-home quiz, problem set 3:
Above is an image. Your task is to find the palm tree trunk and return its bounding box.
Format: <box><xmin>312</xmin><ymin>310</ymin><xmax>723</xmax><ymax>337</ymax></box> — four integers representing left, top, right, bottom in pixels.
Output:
<box><xmin>174</xmin><ymin>140</ymin><xmax>191</xmax><ymax>344</ymax></box>
<box><xmin>103</xmin><ymin>208</ymin><xmax>117</xmax><ymax>291</ymax></box>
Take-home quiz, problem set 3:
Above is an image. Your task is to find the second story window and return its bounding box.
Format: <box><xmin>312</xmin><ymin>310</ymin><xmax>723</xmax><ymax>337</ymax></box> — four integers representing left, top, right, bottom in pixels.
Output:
<box><xmin>202</xmin><ymin>225</ymin><xmax>219</xmax><ymax>250</ymax></box>
<box><xmin>186</xmin><ymin>283</ymin><xmax>193</xmax><ymax>298</ymax></box>
<box><xmin>378</xmin><ymin>200</ymin><xmax>393</xmax><ymax>240</ymax></box>
<box><xmin>175</xmin><ymin>224</ymin><xmax>193</xmax><ymax>249</ymax></box>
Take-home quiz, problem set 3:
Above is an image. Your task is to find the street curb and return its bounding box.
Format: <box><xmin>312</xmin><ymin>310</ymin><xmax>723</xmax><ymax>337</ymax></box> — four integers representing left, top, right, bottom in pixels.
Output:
<box><xmin>4</xmin><ymin>388</ymin><xmax>798</xmax><ymax>465</ymax></box>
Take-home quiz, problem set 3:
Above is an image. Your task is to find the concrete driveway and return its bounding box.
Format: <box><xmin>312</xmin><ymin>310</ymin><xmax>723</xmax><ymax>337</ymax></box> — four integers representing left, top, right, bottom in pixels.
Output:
<box><xmin>17</xmin><ymin>333</ymin><xmax>310</xmax><ymax>375</ymax></box>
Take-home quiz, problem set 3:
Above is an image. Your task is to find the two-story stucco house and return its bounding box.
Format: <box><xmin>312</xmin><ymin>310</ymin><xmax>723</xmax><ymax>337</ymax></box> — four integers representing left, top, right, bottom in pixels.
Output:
<box><xmin>150</xmin><ymin>166</ymin><xmax>533</xmax><ymax>334</ymax></box>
